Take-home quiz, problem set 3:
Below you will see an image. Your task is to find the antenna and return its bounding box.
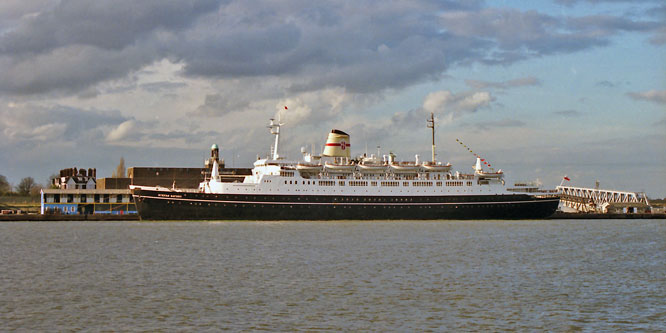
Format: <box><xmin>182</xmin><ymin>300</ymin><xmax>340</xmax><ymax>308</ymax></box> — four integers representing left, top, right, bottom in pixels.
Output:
<box><xmin>427</xmin><ymin>112</ymin><xmax>436</xmax><ymax>163</ymax></box>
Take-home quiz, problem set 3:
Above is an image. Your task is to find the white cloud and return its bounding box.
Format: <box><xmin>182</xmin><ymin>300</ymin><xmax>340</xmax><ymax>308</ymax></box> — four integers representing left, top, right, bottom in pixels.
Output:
<box><xmin>106</xmin><ymin>120</ymin><xmax>137</xmax><ymax>142</ymax></box>
<box><xmin>423</xmin><ymin>90</ymin><xmax>494</xmax><ymax>122</ymax></box>
<box><xmin>3</xmin><ymin>122</ymin><xmax>67</xmax><ymax>142</ymax></box>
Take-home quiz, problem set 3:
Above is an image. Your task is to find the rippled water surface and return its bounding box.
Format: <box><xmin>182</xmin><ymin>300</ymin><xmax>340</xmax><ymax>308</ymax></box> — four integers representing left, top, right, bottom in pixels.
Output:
<box><xmin>1</xmin><ymin>219</ymin><xmax>664</xmax><ymax>331</ymax></box>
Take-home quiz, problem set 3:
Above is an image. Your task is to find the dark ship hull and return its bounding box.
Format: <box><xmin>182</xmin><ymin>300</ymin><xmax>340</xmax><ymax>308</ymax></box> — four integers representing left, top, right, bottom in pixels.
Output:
<box><xmin>132</xmin><ymin>188</ymin><xmax>560</xmax><ymax>220</ymax></box>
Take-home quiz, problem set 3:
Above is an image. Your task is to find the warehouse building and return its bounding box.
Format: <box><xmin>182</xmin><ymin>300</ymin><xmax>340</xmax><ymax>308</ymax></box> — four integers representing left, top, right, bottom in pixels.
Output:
<box><xmin>40</xmin><ymin>144</ymin><xmax>250</xmax><ymax>215</ymax></box>
<box><xmin>41</xmin><ymin>189</ymin><xmax>135</xmax><ymax>215</ymax></box>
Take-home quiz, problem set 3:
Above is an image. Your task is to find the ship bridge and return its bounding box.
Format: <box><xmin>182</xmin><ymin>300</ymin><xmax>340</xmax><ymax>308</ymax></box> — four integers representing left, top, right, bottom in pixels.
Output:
<box><xmin>556</xmin><ymin>185</ymin><xmax>650</xmax><ymax>213</ymax></box>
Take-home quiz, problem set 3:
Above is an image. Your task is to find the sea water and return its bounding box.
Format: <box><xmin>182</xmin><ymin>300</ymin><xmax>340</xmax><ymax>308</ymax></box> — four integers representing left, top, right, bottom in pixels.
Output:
<box><xmin>1</xmin><ymin>219</ymin><xmax>664</xmax><ymax>331</ymax></box>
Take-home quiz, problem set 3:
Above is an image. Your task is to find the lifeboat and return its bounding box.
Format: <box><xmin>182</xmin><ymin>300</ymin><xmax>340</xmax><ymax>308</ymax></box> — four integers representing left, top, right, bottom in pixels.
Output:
<box><xmin>324</xmin><ymin>162</ymin><xmax>356</xmax><ymax>173</ymax></box>
<box><xmin>296</xmin><ymin>163</ymin><xmax>323</xmax><ymax>175</ymax></box>
<box><xmin>421</xmin><ymin>162</ymin><xmax>451</xmax><ymax>173</ymax></box>
<box><xmin>476</xmin><ymin>170</ymin><xmax>504</xmax><ymax>179</ymax></box>
<box><xmin>358</xmin><ymin>163</ymin><xmax>386</xmax><ymax>174</ymax></box>
<box><xmin>390</xmin><ymin>162</ymin><xmax>420</xmax><ymax>174</ymax></box>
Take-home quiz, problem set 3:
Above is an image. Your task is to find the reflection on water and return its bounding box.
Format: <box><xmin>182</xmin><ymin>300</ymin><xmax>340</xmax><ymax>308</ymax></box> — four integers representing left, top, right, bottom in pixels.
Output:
<box><xmin>1</xmin><ymin>219</ymin><xmax>664</xmax><ymax>331</ymax></box>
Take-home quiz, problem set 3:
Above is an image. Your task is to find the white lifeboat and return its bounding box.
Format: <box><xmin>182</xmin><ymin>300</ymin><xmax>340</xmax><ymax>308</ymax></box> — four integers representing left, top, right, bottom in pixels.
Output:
<box><xmin>390</xmin><ymin>162</ymin><xmax>420</xmax><ymax>174</ymax></box>
<box><xmin>324</xmin><ymin>162</ymin><xmax>356</xmax><ymax>173</ymax></box>
<box><xmin>296</xmin><ymin>163</ymin><xmax>323</xmax><ymax>175</ymax></box>
<box><xmin>476</xmin><ymin>170</ymin><xmax>504</xmax><ymax>179</ymax></box>
<box><xmin>421</xmin><ymin>162</ymin><xmax>452</xmax><ymax>173</ymax></box>
<box><xmin>358</xmin><ymin>163</ymin><xmax>386</xmax><ymax>174</ymax></box>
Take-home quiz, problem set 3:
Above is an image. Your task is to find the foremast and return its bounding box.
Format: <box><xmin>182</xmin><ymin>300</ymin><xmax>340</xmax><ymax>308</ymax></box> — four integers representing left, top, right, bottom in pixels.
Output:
<box><xmin>427</xmin><ymin>112</ymin><xmax>436</xmax><ymax>163</ymax></box>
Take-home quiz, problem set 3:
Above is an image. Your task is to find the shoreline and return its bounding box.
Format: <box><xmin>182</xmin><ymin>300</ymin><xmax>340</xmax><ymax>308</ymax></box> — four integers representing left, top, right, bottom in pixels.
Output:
<box><xmin>1</xmin><ymin>212</ymin><xmax>664</xmax><ymax>221</ymax></box>
<box><xmin>0</xmin><ymin>214</ymin><xmax>140</xmax><ymax>221</ymax></box>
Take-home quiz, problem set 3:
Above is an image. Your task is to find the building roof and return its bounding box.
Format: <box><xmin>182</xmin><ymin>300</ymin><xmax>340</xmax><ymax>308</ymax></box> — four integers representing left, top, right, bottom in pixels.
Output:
<box><xmin>41</xmin><ymin>189</ymin><xmax>130</xmax><ymax>195</ymax></box>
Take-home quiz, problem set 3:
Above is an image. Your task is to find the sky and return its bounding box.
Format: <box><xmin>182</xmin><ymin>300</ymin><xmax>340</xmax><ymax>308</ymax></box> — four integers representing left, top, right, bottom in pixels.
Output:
<box><xmin>0</xmin><ymin>0</ymin><xmax>664</xmax><ymax>197</ymax></box>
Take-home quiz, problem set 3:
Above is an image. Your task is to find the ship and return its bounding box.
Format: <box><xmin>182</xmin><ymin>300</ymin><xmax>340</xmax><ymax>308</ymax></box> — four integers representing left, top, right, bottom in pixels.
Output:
<box><xmin>131</xmin><ymin>113</ymin><xmax>560</xmax><ymax>220</ymax></box>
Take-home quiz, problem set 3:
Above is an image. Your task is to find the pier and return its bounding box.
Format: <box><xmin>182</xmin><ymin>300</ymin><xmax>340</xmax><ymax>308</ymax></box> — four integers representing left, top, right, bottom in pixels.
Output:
<box><xmin>556</xmin><ymin>185</ymin><xmax>650</xmax><ymax>213</ymax></box>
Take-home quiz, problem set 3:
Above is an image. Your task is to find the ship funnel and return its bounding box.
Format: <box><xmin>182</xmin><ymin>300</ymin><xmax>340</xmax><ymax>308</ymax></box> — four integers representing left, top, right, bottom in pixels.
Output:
<box><xmin>322</xmin><ymin>129</ymin><xmax>351</xmax><ymax>158</ymax></box>
<box><xmin>474</xmin><ymin>157</ymin><xmax>483</xmax><ymax>173</ymax></box>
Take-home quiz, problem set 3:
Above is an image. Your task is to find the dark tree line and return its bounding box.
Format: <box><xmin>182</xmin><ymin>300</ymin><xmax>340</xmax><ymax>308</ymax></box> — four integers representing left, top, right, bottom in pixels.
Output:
<box><xmin>0</xmin><ymin>175</ymin><xmax>43</xmax><ymax>196</ymax></box>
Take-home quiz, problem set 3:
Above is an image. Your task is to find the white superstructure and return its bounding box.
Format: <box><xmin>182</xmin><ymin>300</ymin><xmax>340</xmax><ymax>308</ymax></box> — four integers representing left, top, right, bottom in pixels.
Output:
<box><xmin>199</xmin><ymin>118</ymin><xmax>507</xmax><ymax>197</ymax></box>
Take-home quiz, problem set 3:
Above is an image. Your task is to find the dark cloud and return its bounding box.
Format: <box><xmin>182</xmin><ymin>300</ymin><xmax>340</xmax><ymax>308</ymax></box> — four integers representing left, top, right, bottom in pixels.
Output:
<box><xmin>0</xmin><ymin>0</ymin><xmax>218</xmax><ymax>95</ymax></box>
<box><xmin>0</xmin><ymin>0</ymin><xmax>220</xmax><ymax>54</ymax></box>
<box><xmin>0</xmin><ymin>45</ymin><xmax>156</xmax><ymax>95</ymax></box>
<box><xmin>0</xmin><ymin>0</ymin><xmax>660</xmax><ymax>98</ymax></box>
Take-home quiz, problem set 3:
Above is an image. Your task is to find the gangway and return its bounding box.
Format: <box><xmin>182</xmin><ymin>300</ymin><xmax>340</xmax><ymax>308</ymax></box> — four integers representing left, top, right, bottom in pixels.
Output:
<box><xmin>556</xmin><ymin>185</ymin><xmax>650</xmax><ymax>213</ymax></box>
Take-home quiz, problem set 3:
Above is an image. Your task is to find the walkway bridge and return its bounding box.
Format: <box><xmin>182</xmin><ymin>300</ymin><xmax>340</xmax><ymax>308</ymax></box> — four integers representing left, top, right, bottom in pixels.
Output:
<box><xmin>556</xmin><ymin>185</ymin><xmax>650</xmax><ymax>213</ymax></box>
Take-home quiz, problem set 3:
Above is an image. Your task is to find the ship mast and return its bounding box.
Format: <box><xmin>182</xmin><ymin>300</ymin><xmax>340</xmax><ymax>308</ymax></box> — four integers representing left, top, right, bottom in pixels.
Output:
<box><xmin>427</xmin><ymin>112</ymin><xmax>436</xmax><ymax>163</ymax></box>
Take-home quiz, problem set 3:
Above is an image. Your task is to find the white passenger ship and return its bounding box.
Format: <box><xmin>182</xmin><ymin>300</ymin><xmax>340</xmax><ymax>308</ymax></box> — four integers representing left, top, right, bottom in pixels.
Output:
<box><xmin>131</xmin><ymin>114</ymin><xmax>560</xmax><ymax>220</ymax></box>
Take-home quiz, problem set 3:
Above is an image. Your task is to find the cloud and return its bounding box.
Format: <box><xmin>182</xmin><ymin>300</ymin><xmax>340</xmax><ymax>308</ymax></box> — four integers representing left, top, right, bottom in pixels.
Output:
<box><xmin>0</xmin><ymin>0</ymin><xmax>220</xmax><ymax>54</ymax></box>
<box><xmin>553</xmin><ymin>110</ymin><xmax>583</xmax><ymax>117</ymax></box>
<box><xmin>439</xmin><ymin>8</ymin><xmax>663</xmax><ymax>64</ymax></box>
<box><xmin>566</xmin><ymin>15</ymin><xmax>660</xmax><ymax>34</ymax></box>
<box><xmin>139</xmin><ymin>81</ymin><xmax>187</xmax><ymax>93</ymax></box>
<box><xmin>106</xmin><ymin>120</ymin><xmax>138</xmax><ymax>142</ymax></box>
<box><xmin>0</xmin><ymin>103</ymin><xmax>129</xmax><ymax>145</ymax></box>
<box><xmin>465</xmin><ymin>76</ymin><xmax>541</xmax><ymax>90</ymax></box>
<box><xmin>626</xmin><ymin>90</ymin><xmax>666</xmax><ymax>105</ymax></box>
<box><xmin>0</xmin><ymin>0</ymin><xmax>218</xmax><ymax>95</ymax></box>
<box><xmin>556</xmin><ymin>0</ymin><xmax>662</xmax><ymax>6</ymax></box>
<box><xmin>423</xmin><ymin>90</ymin><xmax>494</xmax><ymax>122</ymax></box>
<box><xmin>0</xmin><ymin>44</ymin><xmax>156</xmax><ymax>95</ymax></box>
<box><xmin>473</xmin><ymin>119</ymin><xmax>526</xmax><ymax>130</ymax></box>
<box><xmin>1</xmin><ymin>0</ymin><xmax>660</xmax><ymax>99</ymax></box>
<box><xmin>596</xmin><ymin>80</ymin><xmax>616</xmax><ymax>88</ymax></box>
<box><xmin>650</xmin><ymin>26</ymin><xmax>666</xmax><ymax>45</ymax></box>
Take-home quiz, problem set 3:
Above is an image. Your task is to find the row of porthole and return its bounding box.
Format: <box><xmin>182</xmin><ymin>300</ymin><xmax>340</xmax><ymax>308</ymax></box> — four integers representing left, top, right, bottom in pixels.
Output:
<box><xmin>280</xmin><ymin>180</ymin><xmax>482</xmax><ymax>188</ymax></box>
<box><xmin>168</xmin><ymin>199</ymin><xmax>512</xmax><ymax>207</ymax></box>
